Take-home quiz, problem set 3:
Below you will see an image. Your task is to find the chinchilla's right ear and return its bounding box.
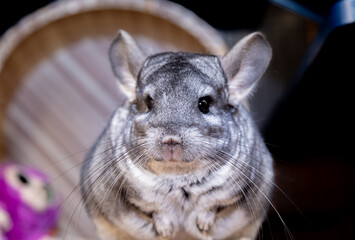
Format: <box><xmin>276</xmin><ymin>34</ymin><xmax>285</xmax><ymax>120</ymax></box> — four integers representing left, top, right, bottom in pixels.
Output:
<box><xmin>109</xmin><ymin>30</ymin><xmax>146</xmax><ymax>100</ymax></box>
<box><xmin>222</xmin><ymin>32</ymin><xmax>272</xmax><ymax>106</ymax></box>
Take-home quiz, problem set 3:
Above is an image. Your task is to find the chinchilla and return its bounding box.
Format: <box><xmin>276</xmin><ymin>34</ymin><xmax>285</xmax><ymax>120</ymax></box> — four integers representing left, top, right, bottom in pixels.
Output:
<box><xmin>80</xmin><ymin>30</ymin><xmax>274</xmax><ymax>240</ymax></box>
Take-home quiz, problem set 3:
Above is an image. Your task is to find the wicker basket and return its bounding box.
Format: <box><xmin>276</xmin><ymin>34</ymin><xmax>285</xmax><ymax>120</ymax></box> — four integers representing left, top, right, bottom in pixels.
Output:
<box><xmin>0</xmin><ymin>0</ymin><xmax>226</xmax><ymax>237</ymax></box>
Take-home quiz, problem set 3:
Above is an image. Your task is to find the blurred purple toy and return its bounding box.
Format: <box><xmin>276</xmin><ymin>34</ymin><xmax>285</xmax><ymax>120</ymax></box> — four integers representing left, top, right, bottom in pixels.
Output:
<box><xmin>0</xmin><ymin>162</ymin><xmax>60</xmax><ymax>240</ymax></box>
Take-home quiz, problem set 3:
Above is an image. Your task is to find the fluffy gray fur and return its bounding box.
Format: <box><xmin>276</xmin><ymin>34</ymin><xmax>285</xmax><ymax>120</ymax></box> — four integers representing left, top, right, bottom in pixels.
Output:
<box><xmin>81</xmin><ymin>30</ymin><xmax>273</xmax><ymax>240</ymax></box>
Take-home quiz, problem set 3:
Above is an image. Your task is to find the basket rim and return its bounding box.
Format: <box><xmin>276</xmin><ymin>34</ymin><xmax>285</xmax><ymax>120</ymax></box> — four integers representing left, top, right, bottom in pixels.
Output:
<box><xmin>0</xmin><ymin>0</ymin><xmax>227</xmax><ymax>73</ymax></box>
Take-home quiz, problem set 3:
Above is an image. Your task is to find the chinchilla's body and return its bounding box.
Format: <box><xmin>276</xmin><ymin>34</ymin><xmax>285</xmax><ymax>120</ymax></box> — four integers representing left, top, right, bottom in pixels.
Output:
<box><xmin>81</xmin><ymin>30</ymin><xmax>274</xmax><ymax>240</ymax></box>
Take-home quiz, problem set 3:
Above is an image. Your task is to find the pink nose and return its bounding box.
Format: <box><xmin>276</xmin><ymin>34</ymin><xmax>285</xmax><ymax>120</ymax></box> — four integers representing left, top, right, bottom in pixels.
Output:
<box><xmin>162</xmin><ymin>136</ymin><xmax>181</xmax><ymax>147</ymax></box>
<box><xmin>161</xmin><ymin>136</ymin><xmax>182</xmax><ymax>162</ymax></box>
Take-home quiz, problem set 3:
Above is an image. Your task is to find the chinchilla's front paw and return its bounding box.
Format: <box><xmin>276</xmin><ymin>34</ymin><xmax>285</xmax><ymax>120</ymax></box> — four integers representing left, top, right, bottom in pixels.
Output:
<box><xmin>196</xmin><ymin>210</ymin><xmax>215</xmax><ymax>233</ymax></box>
<box><xmin>153</xmin><ymin>213</ymin><xmax>175</xmax><ymax>240</ymax></box>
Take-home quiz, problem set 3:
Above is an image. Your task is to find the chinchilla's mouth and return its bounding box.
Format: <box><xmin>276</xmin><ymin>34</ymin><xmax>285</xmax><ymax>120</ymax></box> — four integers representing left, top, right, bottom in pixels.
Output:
<box><xmin>146</xmin><ymin>157</ymin><xmax>201</xmax><ymax>175</ymax></box>
<box><xmin>152</xmin><ymin>156</ymin><xmax>194</xmax><ymax>163</ymax></box>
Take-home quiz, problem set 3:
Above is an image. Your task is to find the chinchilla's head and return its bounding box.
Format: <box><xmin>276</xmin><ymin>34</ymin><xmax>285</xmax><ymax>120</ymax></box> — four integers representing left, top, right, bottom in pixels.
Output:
<box><xmin>109</xmin><ymin>30</ymin><xmax>271</xmax><ymax>175</ymax></box>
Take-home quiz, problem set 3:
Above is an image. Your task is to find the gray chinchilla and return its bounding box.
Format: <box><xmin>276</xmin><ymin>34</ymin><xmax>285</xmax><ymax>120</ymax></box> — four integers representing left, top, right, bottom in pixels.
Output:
<box><xmin>81</xmin><ymin>30</ymin><xmax>274</xmax><ymax>240</ymax></box>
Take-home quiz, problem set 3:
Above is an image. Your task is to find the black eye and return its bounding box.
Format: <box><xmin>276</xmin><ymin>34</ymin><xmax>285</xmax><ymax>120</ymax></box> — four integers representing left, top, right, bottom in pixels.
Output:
<box><xmin>198</xmin><ymin>96</ymin><xmax>212</xmax><ymax>114</ymax></box>
<box><xmin>145</xmin><ymin>95</ymin><xmax>154</xmax><ymax>111</ymax></box>
<box><xmin>18</xmin><ymin>173</ymin><xmax>29</xmax><ymax>185</ymax></box>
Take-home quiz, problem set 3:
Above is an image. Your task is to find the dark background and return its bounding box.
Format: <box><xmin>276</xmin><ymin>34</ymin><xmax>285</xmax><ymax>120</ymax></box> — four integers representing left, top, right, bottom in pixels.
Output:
<box><xmin>0</xmin><ymin>1</ymin><xmax>55</xmax><ymax>35</ymax></box>
<box><xmin>1</xmin><ymin>0</ymin><xmax>354</xmax><ymax>239</ymax></box>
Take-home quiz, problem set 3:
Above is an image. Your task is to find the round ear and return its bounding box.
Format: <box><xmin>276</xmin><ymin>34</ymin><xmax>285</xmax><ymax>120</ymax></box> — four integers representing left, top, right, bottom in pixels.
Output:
<box><xmin>109</xmin><ymin>30</ymin><xmax>146</xmax><ymax>100</ymax></box>
<box><xmin>222</xmin><ymin>32</ymin><xmax>272</xmax><ymax>106</ymax></box>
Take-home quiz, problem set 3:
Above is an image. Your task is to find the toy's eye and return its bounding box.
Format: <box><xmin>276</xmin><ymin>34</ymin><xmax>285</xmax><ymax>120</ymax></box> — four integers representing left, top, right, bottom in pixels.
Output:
<box><xmin>145</xmin><ymin>95</ymin><xmax>154</xmax><ymax>111</ymax></box>
<box><xmin>18</xmin><ymin>173</ymin><xmax>29</xmax><ymax>185</ymax></box>
<box><xmin>198</xmin><ymin>96</ymin><xmax>212</xmax><ymax>114</ymax></box>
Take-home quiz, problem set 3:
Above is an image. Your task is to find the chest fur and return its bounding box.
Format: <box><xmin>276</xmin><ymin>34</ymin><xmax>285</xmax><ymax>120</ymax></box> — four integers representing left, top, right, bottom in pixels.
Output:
<box><xmin>123</xmin><ymin>162</ymin><xmax>231</xmax><ymax>216</ymax></box>
<box><xmin>128</xmin><ymin>183</ymin><xmax>205</xmax><ymax>222</ymax></box>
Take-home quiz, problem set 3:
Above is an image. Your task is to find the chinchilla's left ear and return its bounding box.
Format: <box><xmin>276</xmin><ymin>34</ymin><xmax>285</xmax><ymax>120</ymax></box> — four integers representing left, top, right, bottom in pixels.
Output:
<box><xmin>109</xmin><ymin>30</ymin><xmax>146</xmax><ymax>100</ymax></box>
<box><xmin>222</xmin><ymin>32</ymin><xmax>272</xmax><ymax>105</ymax></box>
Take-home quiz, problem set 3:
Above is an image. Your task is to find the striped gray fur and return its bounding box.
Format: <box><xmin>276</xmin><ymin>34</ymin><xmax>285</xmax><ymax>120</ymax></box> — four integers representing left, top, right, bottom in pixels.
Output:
<box><xmin>81</xmin><ymin>30</ymin><xmax>273</xmax><ymax>240</ymax></box>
